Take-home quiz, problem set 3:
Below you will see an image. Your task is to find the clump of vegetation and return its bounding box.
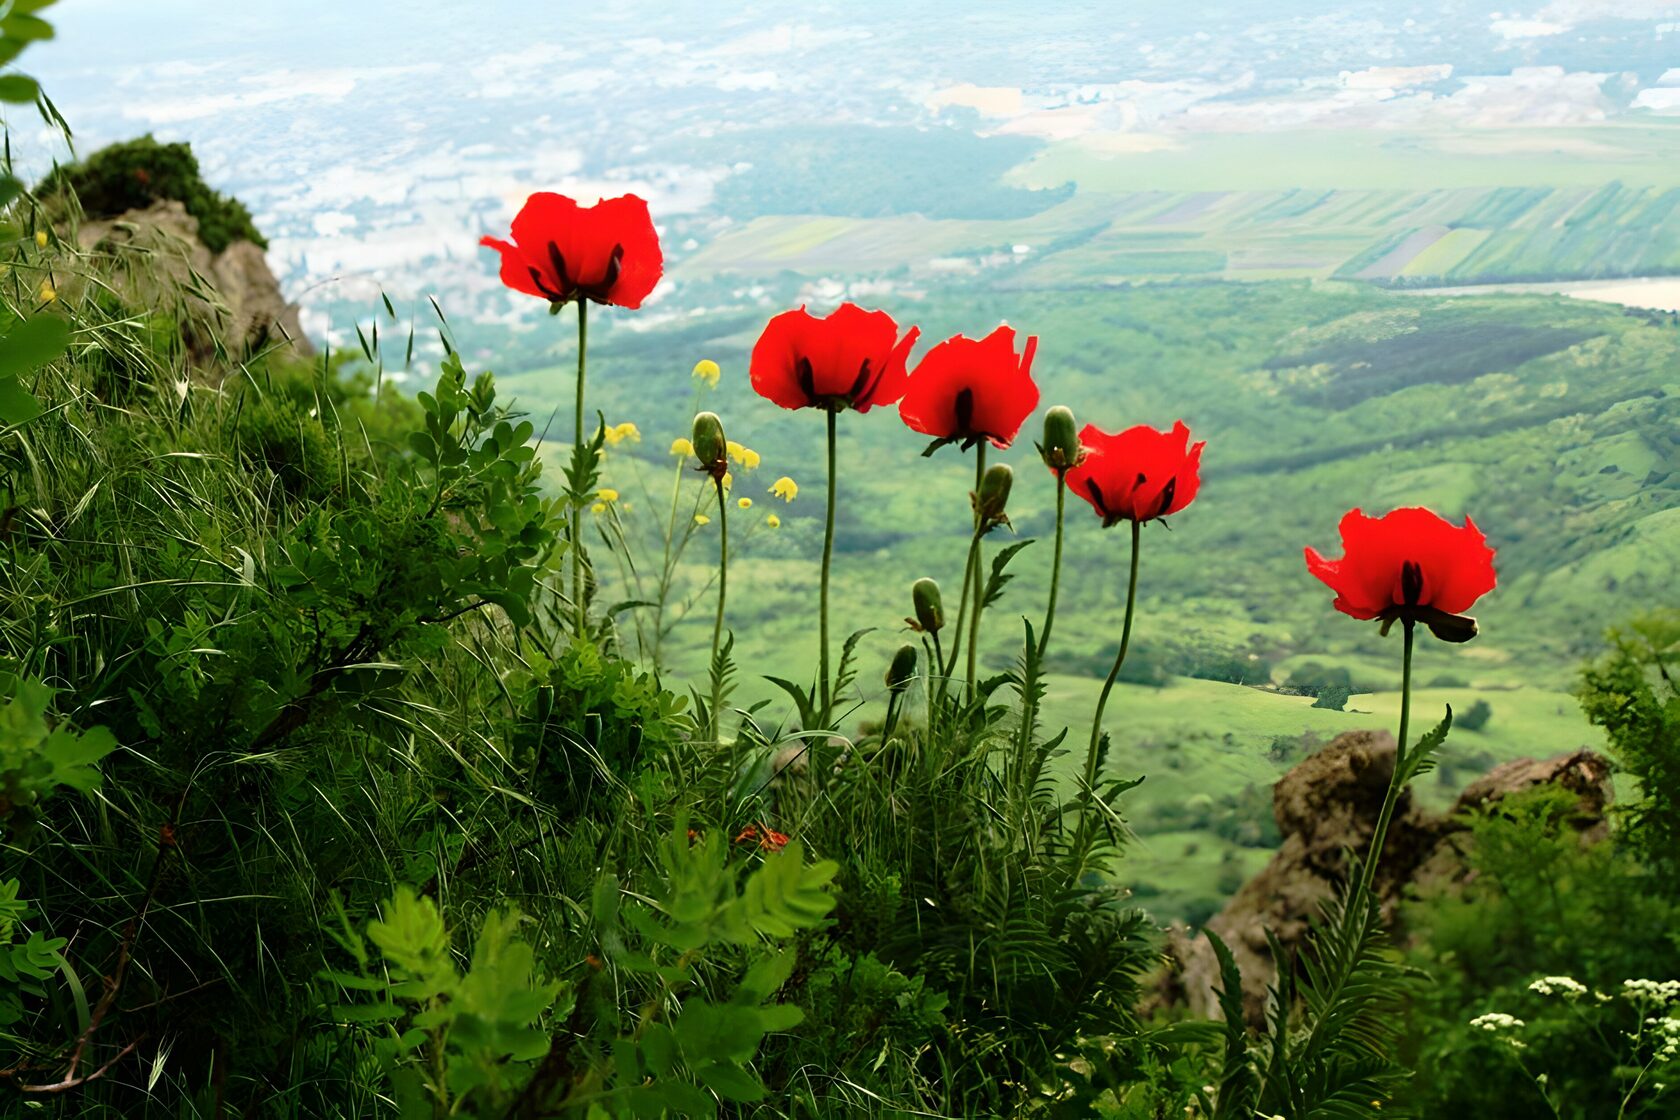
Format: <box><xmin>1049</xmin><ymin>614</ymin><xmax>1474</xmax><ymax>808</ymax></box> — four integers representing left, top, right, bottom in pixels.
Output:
<box><xmin>1</xmin><ymin>10</ymin><xmax>1673</xmax><ymax>1117</ymax></box>
<box><xmin>38</xmin><ymin>135</ymin><xmax>267</xmax><ymax>252</ymax></box>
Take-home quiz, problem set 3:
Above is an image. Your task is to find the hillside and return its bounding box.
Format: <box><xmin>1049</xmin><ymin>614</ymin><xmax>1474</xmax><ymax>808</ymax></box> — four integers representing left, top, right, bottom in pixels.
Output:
<box><xmin>478</xmin><ymin>279</ymin><xmax>1672</xmax><ymax>922</ymax></box>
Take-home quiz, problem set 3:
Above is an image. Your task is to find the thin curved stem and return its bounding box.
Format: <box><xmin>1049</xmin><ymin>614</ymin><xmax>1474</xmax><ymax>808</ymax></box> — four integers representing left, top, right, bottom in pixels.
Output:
<box><xmin>571</xmin><ymin>299</ymin><xmax>589</xmax><ymax>638</ymax></box>
<box><xmin>965</xmin><ymin>444</ymin><xmax>988</xmax><ymax>703</ymax></box>
<box><xmin>1083</xmin><ymin>518</ymin><xmax>1141</xmax><ymax>799</ymax></box>
<box><xmin>1357</xmin><ymin>619</ymin><xmax>1414</xmax><ymax>897</ymax></box>
<box><xmin>1038</xmin><ymin>477</ymin><xmax>1067</xmax><ymax>658</ymax></box>
<box><xmin>1015</xmin><ymin>475</ymin><xmax>1067</xmax><ymax>792</ymax></box>
<box><xmin>710</xmin><ymin>478</ymin><xmax>729</xmax><ymax>741</ymax></box>
<box><xmin>944</xmin><ymin>528</ymin><xmax>982</xmax><ymax>697</ymax></box>
<box><xmin>818</xmin><ymin>407</ymin><xmax>837</xmax><ymax>726</ymax></box>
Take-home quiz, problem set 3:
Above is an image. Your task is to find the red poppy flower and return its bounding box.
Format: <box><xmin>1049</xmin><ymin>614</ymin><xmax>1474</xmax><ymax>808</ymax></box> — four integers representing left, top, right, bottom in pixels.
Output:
<box><xmin>898</xmin><ymin>325</ymin><xmax>1040</xmax><ymax>450</ymax></box>
<box><xmin>733</xmin><ymin>824</ymin><xmax>790</xmax><ymax>852</ymax></box>
<box><xmin>749</xmin><ymin>303</ymin><xmax>920</xmax><ymax>413</ymax></box>
<box><xmin>480</xmin><ymin>192</ymin><xmax>662</xmax><ymax>309</ymax></box>
<box><xmin>1304</xmin><ymin>507</ymin><xmax>1496</xmax><ymax>642</ymax></box>
<box><xmin>1065</xmin><ymin>420</ymin><xmax>1204</xmax><ymax>526</ymax></box>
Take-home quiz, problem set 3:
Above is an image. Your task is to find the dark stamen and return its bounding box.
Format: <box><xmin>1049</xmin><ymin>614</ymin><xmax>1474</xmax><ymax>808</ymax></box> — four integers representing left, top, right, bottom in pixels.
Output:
<box><xmin>546</xmin><ymin>241</ymin><xmax>572</xmax><ymax>297</ymax></box>
<box><xmin>953</xmin><ymin>387</ymin><xmax>974</xmax><ymax>436</ymax></box>
<box><xmin>1153</xmin><ymin>476</ymin><xmax>1177</xmax><ymax>520</ymax></box>
<box><xmin>1401</xmin><ymin>560</ymin><xmax>1425</xmax><ymax>607</ymax></box>
<box><xmin>846</xmin><ymin>358</ymin><xmax>874</xmax><ymax>403</ymax></box>
<box><xmin>599</xmin><ymin>243</ymin><xmax>624</xmax><ymax>292</ymax></box>
<box><xmin>796</xmin><ymin>357</ymin><xmax>817</xmax><ymax>404</ymax></box>
<box><xmin>1086</xmin><ymin>478</ymin><xmax>1109</xmax><ymax>517</ymax></box>
<box><xmin>526</xmin><ymin>267</ymin><xmax>562</xmax><ymax>301</ymax></box>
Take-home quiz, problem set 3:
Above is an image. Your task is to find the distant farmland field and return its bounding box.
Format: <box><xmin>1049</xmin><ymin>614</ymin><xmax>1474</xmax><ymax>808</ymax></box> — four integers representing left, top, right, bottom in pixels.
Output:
<box><xmin>684</xmin><ymin>126</ymin><xmax>1680</xmax><ymax>289</ymax></box>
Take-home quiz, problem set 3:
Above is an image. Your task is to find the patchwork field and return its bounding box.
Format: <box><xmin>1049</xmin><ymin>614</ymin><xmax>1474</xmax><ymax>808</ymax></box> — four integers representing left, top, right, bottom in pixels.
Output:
<box><xmin>682</xmin><ymin>126</ymin><xmax>1680</xmax><ymax>287</ymax></box>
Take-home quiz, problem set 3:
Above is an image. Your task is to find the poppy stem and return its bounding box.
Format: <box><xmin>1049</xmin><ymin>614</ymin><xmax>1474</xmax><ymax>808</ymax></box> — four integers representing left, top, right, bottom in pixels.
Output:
<box><xmin>1014</xmin><ymin>473</ymin><xmax>1067</xmax><ymax>793</ymax></box>
<box><xmin>965</xmin><ymin>444</ymin><xmax>988</xmax><ymax>703</ymax></box>
<box><xmin>923</xmin><ymin>635</ymin><xmax>939</xmax><ymax>731</ymax></box>
<box><xmin>1082</xmin><ymin>518</ymin><xmax>1141</xmax><ymax>817</ymax></box>
<box><xmin>942</xmin><ymin>535</ymin><xmax>974</xmax><ymax>690</ymax></box>
<box><xmin>1356</xmin><ymin>618</ymin><xmax>1414</xmax><ymax>898</ymax></box>
<box><xmin>818</xmin><ymin>407</ymin><xmax>837</xmax><ymax>727</ymax></box>
<box><xmin>1038</xmin><ymin>474</ymin><xmax>1067</xmax><ymax>659</ymax></box>
<box><xmin>710</xmin><ymin>476</ymin><xmax>729</xmax><ymax>742</ymax></box>
<box><xmin>572</xmin><ymin>299</ymin><xmax>589</xmax><ymax>638</ymax></box>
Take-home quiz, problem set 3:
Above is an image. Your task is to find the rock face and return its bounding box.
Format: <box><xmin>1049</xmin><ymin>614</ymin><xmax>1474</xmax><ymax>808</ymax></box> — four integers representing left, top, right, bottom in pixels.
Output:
<box><xmin>1157</xmin><ymin>731</ymin><xmax>1612</xmax><ymax>1024</ymax></box>
<box><xmin>74</xmin><ymin>200</ymin><xmax>311</xmax><ymax>365</ymax></box>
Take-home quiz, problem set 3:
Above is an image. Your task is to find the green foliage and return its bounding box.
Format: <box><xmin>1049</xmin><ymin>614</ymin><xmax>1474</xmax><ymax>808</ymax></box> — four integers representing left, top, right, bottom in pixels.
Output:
<box><xmin>1205</xmin><ymin>708</ymin><xmax>1453</xmax><ymax>1119</ymax></box>
<box><xmin>1397</xmin><ymin>786</ymin><xmax>1680</xmax><ymax>1117</ymax></box>
<box><xmin>1579</xmin><ymin>610</ymin><xmax>1680</xmax><ymax>892</ymax></box>
<box><xmin>1311</xmin><ymin>685</ymin><xmax>1350</xmax><ymax>711</ymax></box>
<box><xmin>1287</xmin><ymin>661</ymin><xmax>1355</xmax><ymax>698</ymax></box>
<box><xmin>1457</xmin><ymin>697</ymin><xmax>1493</xmax><ymax>731</ymax></box>
<box><xmin>324</xmin><ymin>889</ymin><xmax>568</xmax><ymax>1117</ymax></box>
<box><xmin>38</xmin><ymin>135</ymin><xmax>268</xmax><ymax>252</ymax></box>
<box><xmin>0</xmin><ymin>312</ymin><xmax>69</xmax><ymax>425</ymax></box>
<box><xmin>0</xmin><ymin>677</ymin><xmax>116</xmax><ymax>836</ymax></box>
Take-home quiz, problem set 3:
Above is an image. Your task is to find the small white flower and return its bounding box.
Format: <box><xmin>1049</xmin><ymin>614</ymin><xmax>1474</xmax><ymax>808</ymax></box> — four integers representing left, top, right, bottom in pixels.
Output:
<box><xmin>1622</xmin><ymin>979</ymin><xmax>1680</xmax><ymax>1005</ymax></box>
<box><xmin>1529</xmin><ymin>976</ymin><xmax>1587</xmax><ymax>998</ymax></box>
<box><xmin>1471</xmin><ymin>1012</ymin><xmax>1526</xmax><ymax>1032</ymax></box>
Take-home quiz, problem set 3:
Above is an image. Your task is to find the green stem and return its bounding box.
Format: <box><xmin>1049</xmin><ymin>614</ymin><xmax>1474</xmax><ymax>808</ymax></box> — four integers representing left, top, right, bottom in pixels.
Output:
<box><xmin>965</xmin><ymin>444</ymin><xmax>988</xmax><ymax>703</ymax></box>
<box><xmin>652</xmin><ymin>455</ymin><xmax>686</xmax><ymax>668</ymax></box>
<box><xmin>1356</xmin><ymin>619</ymin><xmax>1414</xmax><ymax>897</ymax></box>
<box><xmin>1015</xmin><ymin>475</ymin><xmax>1068</xmax><ymax>791</ymax></box>
<box><xmin>924</xmin><ymin>635</ymin><xmax>939</xmax><ymax>731</ymax></box>
<box><xmin>571</xmin><ymin>299</ymin><xmax>589</xmax><ymax>638</ymax></box>
<box><xmin>942</xmin><ymin>532</ymin><xmax>977</xmax><ymax>686</ymax></box>
<box><xmin>1038</xmin><ymin>477</ymin><xmax>1067</xmax><ymax>659</ymax></box>
<box><xmin>710</xmin><ymin>478</ymin><xmax>729</xmax><ymax>741</ymax></box>
<box><xmin>1082</xmin><ymin>518</ymin><xmax>1141</xmax><ymax>800</ymax></box>
<box><xmin>818</xmin><ymin>407</ymin><xmax>837</xmax><ymax>727</ymax></box>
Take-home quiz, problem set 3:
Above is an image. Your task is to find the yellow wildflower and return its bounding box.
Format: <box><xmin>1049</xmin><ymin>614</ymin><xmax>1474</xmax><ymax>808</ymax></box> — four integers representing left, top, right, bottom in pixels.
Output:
<box><xmin>769</xmin><ymin>476</ymin><xmax>798</xmax><ymax>502</ymax></box>
<box><xmin>34</xmin><ymin>230</ymin><xmax>47</xmax><ymax>248</ymax></box>
<box><xmin>591</xmin><ymin>502</ymin><xmax>607</xmax><ymax>514</ymax></box>
<box><xmin>766</xmin><ymin>514</ymin><xmax>781</xmax><ymax>529</ymax></box>
<box><xmin>670</xmin><ymin>437</ymin><xmax>694</xmax><ymax>458</ymax></box>
<box><xmin>722</xmin><ymin>471</ymin><xmax>733</xmax><ymax>491</ymax></box>
<box><xmin>603</xmin><ymin>422</ymin><xmax>641</xmax><ymax>447</ymax></box>
<box><xmin>737</xmin><ymin>497</ymin><xmax>752</xmax><ymax>509</ymax></box>
<box><xmin>694</xmin><ymin>513</ymin><xmax>711</xmax><ymax>526</ymax></box>
<box><xmin>726</xmin><ymin>441</ymin><xmax>762</xmax><ymax>470</ymax></box>
<box><xmin>37</xmin><ymin>280</ymin><xmax>55</xmax><ymax>303</ymax></box>
<box><xmin>597</xmin><ymin>488</ymin><xmax>619</xmax><ymax>503</ymax></box>
<box><xmin>692</xmin><ymin>359</ymin><xmax>721</xmax><ymax>387</ymax></box>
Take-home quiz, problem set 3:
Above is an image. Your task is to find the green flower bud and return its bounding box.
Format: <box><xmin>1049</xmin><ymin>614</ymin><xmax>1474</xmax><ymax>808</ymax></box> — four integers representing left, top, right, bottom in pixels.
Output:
<box><xmin>976</xmin><ymin>463</ymin><xmax>1013</xmax><ymax>529</ymax></box>
<box><xmin>691</xmin><ymin>412</ymin><xmax>727</xmax><ymax>478</ymax></box>
<box><xmin>911</xmin><ymin>577</ymin><xmax>945</xmax><ymax>633</ymax></box>
<box><xmin>1040</xmin><ymin>405</ymin><xmax>1082</xmax><ymax>473</ymax></box>
<box><xmin>885</xmin><ymin>643</ymin><xmax>918</xmax><ymax>694</ymax></box>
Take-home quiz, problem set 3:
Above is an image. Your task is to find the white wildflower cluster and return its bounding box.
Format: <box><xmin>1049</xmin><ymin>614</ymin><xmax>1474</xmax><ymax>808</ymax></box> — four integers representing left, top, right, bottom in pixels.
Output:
<box><xmin>1471</xmin><ymin>1012</ymin><xmax>1526</xmax><ymax>1032</ymax></box>
<box><xmin>1648</xmin><ymin>1016</ymin><xmax>1680</xmax><ymax>1063</ymax></box>
<box><xmin>1470</xmin><ymin>1012</ymin><xmax>1528</xmax><ymax>1049</ymax></box>
<box><xmin>1529</xmin><ymin>975</ymin><xmax>1588</xmax><ymax>999</ymax></box>
<box><xmin>1622</xmin><ymin>979</ymin><xmax>1680</xmax><ymax>1005</ymax></box>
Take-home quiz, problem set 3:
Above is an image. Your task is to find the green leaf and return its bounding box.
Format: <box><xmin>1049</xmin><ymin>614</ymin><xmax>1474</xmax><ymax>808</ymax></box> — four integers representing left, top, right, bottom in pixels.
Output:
<box><xmin>736</xmin><ymin>949</ymin><xmax>796</xmax><ymax>1003</ymax></box>
<box><xmin>693</xmin><ymin>1060</ymin><xmax>766</xmax><ymax>1102</ymax></box>
<box><xmin>0</xmin><ymin>375</ymin><xmax>39</xmax><ymax>425</ymax></box>
<box><xmin>0</xmin><ymin>315</ymin><xmax>70</xmax><ymax>379</ymax></box>
<box><xmin>0</xmin><ymin>74</ymin><xmax>38</xmax><ymax>103</ymax></box>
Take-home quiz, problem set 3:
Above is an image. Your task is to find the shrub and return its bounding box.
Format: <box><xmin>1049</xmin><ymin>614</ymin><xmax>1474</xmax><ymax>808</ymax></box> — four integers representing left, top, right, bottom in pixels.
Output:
<box><xmin>1579</xmin><ymin>610</ymin><xmax>1680</xmax><ymax>892</ymax></box>
<box><xmin>1286</xmin><ymin>660</ymin><xmax>1354</xmax><ymax>697</ymax></box>
<box><xmin>1457</xmin><ymin>697</ymin><xmax>1493</xmax><ymax>731</ymax></box>
<box><xmin>38</xmin><ymin>135</ymin><xmax>268</xmax><ymax>252</ymax></box>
